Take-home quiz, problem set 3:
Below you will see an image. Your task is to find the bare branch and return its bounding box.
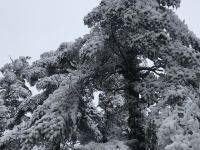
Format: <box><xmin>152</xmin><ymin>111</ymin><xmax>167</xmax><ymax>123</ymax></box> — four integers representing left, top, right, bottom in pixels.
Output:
<box><xmin>9</xmin><ymin>55</ymin><xmax>14</xmax><ymax>63</ymax></box>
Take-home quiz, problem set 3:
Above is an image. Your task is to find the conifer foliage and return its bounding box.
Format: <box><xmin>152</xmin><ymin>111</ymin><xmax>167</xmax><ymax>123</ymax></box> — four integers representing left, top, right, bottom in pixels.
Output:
<box><xmin>1</xmin><ymin>0</ymin><xmax>200</xmax><ymax>150</ymax></box>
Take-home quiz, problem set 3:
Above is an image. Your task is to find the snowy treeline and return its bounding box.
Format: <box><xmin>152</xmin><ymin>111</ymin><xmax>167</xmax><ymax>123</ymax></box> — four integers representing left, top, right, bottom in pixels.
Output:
<box><xmin>1</xmin><ymin>0</ymin><xmax>200</xmax><ymax>150</ymax></box>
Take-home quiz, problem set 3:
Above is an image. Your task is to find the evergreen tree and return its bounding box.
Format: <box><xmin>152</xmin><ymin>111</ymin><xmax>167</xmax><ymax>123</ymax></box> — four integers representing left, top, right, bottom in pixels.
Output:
<box><xmin>1</xmin><ymin>0</ymin><xmax>200</xmax><ymax>150</ymax></box>
<box><xmin>0</xmin><ymin>56</ymin><xmax>32</xmax><ymax>150</ymax></box>
<box><xmin>83</xmin><ymin>0</ymin><xmax>200</xmax><ymax>149</ymax></box>
<box><xmin>0</xmin><ymin>98</ymin><xmax>8</xmax><ymax>137</ymax></box>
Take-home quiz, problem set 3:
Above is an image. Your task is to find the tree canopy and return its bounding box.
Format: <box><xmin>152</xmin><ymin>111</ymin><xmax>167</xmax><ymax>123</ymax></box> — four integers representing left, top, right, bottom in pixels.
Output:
<box><xmin>1</xmin><ymin>0</ymin><xmax>200</xmax><ymax>150</ymax></box>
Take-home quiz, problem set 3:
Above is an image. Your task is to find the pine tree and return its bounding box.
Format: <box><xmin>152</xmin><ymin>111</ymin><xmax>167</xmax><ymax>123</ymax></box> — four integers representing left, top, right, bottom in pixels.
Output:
<box><xmin>83</xmin><ymin>0</ymin><xmax>200</xmax><ymax>149</ymax></box>
<box><xmin>0</xmin><ymin>56</ymin><xmax>32</xmax><ymax>150</ymax></box>
<box><xmin>1</xmin><ymin>0</ymin><xmax>200</xmax><ymax>150</ymax></box>
<box><xmin>0</xmin><ymin>98</ymin><xmax>8</xmax><ymax>137</ymax></box>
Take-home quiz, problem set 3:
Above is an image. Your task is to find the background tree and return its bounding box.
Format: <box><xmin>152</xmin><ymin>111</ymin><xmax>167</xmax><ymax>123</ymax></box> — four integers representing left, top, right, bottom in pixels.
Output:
<box><xmin>0</xmin><ymin>56</ymin><xmax>32</xmax><ymax>150</ymax></box>
<box><xmin>0</xmin><ymin>98</ymin><xmax>8</xmax><ymax>137</ymax></box>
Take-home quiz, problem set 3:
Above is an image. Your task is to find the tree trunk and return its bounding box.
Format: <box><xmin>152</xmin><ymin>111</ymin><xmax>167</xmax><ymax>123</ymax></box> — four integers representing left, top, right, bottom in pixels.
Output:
<box><xmin>122</xmin><ymin>59</ymin><xmax>146</xmax><ymax>150</ymax></box>
<box><xmin>47</xmin><ymin>141</ymin><xmax>60</xmax><ymax>150</ymax></box>
<box><xmin>125</xmin><ymin>81</ymin><xmax>146</xmax><ymax>150</ymax></box>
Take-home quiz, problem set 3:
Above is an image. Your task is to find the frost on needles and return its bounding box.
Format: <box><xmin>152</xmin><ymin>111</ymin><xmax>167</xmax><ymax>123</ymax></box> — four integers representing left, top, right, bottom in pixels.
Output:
<box><xmin>1</xmin><ymin>0</ymin><xmax>200</xmax><ymax>150</ymax></box>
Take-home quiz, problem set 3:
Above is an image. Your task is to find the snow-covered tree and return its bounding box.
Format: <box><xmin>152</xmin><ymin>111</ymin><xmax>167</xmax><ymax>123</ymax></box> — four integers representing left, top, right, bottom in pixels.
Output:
<box><xmin>0</xmin><ymin>98</ymin><xmax>8</xmax><ymax>136</ymax></box>
<box><xmin>1</xmin><ymin>0</ymin><xmax>200</xmax><ymax>150</ymax></box>
<box><xmin>0</xmin><ymin>40</ymin><xmax>103</xmax><ymax>150</ymax></box>
<box><xmin>0</xmin><ymin>56</ymin><xmax>32</xmax><ymax>150</ymax></box>
<box><xmin>0</xmin><ymin>56</ymin><xmax>31</xmax><ymax>110</ymax></box>
<box><xmin>83</xmin><ymin>0</ymin><xmax>200</xmax><ymax>149</ymax></box>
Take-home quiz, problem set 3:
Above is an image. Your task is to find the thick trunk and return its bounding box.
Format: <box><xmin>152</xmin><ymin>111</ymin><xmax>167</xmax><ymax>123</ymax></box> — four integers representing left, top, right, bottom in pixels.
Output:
<box><xmin>47</xmin><ymin>141</ymin><xmax>60</xmax><ymax>150</ymax></box>
<box><xmin>52</xmin><ymin>144</ymin><xmax>60</xmax><ymax>150</ymax></box>
<box><xmin>125</xmin><ymin>81</ymin><xmax>146</xmax><ymax>150</ymax></box>
<box><xmin>123</xmin><ymin>61</ymin><xmax>146</xmax><ymax>150</ymax></box>
<box><xmin>0</xmin><ymin>144</ymin><xmax>6</xmax><ymax>150</ymax></box>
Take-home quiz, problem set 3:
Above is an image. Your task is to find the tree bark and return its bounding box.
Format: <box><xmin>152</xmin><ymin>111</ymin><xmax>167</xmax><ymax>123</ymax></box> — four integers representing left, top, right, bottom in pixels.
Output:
<box><xmin>122</xmin><ymin>58</ymin><xmax>146</xmax><ymax>150</ymax></box>
<box><xmin>47</xmin><ymin>141</ymin><xmax>60</xmax><ymax>150</ymax></box>
<box><xmin>125</xmin><ymin>81</ymin><xmax>146</xmax><ymax>150</ymax></box>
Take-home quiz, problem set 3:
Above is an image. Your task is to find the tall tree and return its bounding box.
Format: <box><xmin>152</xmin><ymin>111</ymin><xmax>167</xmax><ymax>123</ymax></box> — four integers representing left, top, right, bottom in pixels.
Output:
<box><xmin>83</xmin><ymin>0</ymin><xmax>200</xmax><ymax>149</ymax></box>
<box><xmin>1</xmin><ymin>0</ymin><xmax>200</xmax><ymax>150</ymax></box>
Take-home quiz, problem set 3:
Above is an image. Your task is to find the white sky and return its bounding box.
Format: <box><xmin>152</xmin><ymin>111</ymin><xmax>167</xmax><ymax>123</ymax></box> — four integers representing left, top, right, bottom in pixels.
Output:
<box><xmin>0</xmin><ymin>0</ymin><xmax>199</xmax><ymax>68</ymax></box>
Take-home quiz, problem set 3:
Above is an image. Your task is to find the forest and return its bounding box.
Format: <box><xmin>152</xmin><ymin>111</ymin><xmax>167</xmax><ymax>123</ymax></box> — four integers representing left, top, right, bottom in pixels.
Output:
<box><xmin>1</xmin><ymin>0</ymin><xmax>200</xmax><ymax>150</ymax></box>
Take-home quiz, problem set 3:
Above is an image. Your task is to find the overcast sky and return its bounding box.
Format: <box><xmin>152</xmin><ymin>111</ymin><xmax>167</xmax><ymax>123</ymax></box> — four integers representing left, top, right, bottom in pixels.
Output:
<box><xmin>0</xmin><ymin>0</ymin><xmax>199</xmax><ymax>68</ymax></box>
